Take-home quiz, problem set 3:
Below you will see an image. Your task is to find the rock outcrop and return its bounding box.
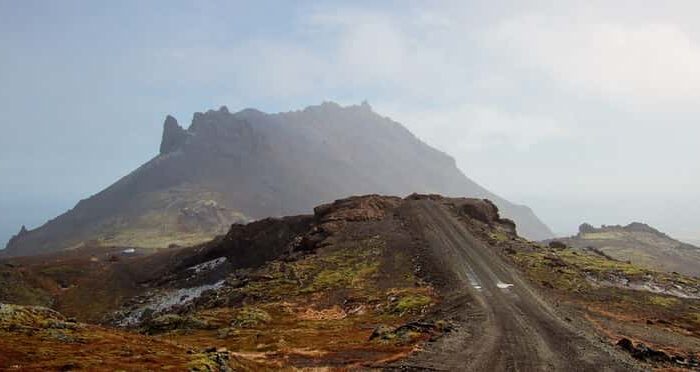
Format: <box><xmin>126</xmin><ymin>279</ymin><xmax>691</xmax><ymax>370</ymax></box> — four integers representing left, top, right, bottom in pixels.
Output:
<box><xmin>578</xmin><ymin>222</ymin><xmax>667</xmax><ymax>237</ymax></box>
<box><xmin>159</xmin><ymin>115</ymin><xmax>188</xmax><ymax>155</ymax></box>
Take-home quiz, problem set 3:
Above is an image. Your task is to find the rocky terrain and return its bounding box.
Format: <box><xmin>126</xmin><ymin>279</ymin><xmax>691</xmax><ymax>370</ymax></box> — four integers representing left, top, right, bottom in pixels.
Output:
<box><xmin>3</xmin><ymin>102</ymin><xmax>552</xmax><ymax>257</ymax></box>
<box><xmin>550</xmin><ymin>222</ymin><xmax>700</xmax><ymax>276</ymax></box>
<box><xmin>2</xmin><ymin>194</ymin><xmax>699</xmax><ymax>370</ymax></box>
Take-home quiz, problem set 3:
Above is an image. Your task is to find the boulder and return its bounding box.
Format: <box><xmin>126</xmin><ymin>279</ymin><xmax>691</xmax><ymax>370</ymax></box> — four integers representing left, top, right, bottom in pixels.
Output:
<box><xmin>548</xmin><ymin>241</ymin><xmax>567</xmax><ymax>249</ymax></box>
<box><xmin>140</xmin><ymin>314</ymin><xmax>214</xmax><ymax>335</ymax></box>
<box><xmin>617</xmin><ymin>338</ymin><xmax>671</xmax><ymax>363</ymax></box>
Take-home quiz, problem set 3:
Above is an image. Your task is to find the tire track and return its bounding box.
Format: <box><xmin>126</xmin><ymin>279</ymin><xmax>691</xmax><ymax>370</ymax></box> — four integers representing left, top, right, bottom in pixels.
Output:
<box><xmin>396</xmin><ymin>199</ymin><xmax>640</xmax><ymax>371</ymax></box>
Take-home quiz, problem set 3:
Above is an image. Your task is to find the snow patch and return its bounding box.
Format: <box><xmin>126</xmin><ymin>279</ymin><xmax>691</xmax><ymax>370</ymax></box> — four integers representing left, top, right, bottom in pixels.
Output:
<box><xmin>187</xmin><ymin>257</ymin><xmax>227</xmax><ymax>274</ymax></box>
<box><xmin>497</xmin><ymin>282</ymin><xmax>514</xmax><ymax>290</ymax></box>
<box><xmin>587</xmin><ymin>275</ymin><xmax>700</xmax><ymax>299</ymax></box>
<box><xmin>116</xmin><ymin>280</ymin><xmax>224</xmax><ymax>327</ymax></box>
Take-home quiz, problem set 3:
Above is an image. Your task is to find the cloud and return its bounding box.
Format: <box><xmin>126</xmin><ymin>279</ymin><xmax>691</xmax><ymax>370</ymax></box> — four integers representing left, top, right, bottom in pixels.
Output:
<box><xmin>143</xmin><ymin>3</ymin><xmax>700</xmax><ymax>200</ymax></box>
<box><xmin>490</xmin><ymin>16</ymin><xmax>700</xmax><ymax>107</ymax></box>
<box><xmin>380</xmin><ymin>103</ymin><xmax>572</xmax><ymax>152</ymax></box>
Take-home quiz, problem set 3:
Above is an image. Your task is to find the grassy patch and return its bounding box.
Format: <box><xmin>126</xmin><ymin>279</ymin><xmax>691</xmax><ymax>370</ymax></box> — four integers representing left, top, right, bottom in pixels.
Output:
<box><xmin>390</xmin><ymin>293</ymin><xmax>432</xmax><ymax>315</ymax></box>
<box><xmin>511</xmin><ymin>248</ymin><xmax>659</xmax><ymax>295</ymax></box>
<box><xmin>0</xmin><ymin>269</ymin><xmax>53</xmax><ymax>307</ymax></box>
<box><xmin>489</xmin><ymin>231</ymin><xmax>510</xmax><ymax>243</ymax></box>
<box><xmin>511</xmin><ymin>251</ymin><xmax>591</xmax><ymax>293</ymax></box>
<box><xmin>305</xmin><ymin>261</ymin><xmax>379</xmax><ymax>292</ymax></box>
<box><xmin>512</xmin><ymin>246</ymin><xmax>700</xmax><ymax>340</ymax></box>
<box><xmin>239</xmin><ymin>238</ymin><xmax>384</xmax><ymax>300</ymax></box>
<box><xmin>230</xmin><ymin>306</ymin><xmax>271</xmax><ymax>328</ymax></box>
<box><xmin>647</xmin><ymin>295</ymin><xmax>680</xmax><ymax>308</ymax></box>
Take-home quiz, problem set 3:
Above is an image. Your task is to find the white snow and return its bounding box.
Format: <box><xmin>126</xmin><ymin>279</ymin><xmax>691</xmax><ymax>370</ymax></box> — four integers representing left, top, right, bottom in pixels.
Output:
<box><xmin>116</xmin><ymin>280</ymin><xmax>225</xmax><ymax>327</ymax></box>
<box><xmin>497</xmin><ymin>282</ymin><xmax>514</xmax><ymax>289</ymax></box>
<box><xmin>586</xmin><ymin>275</ymin><xmax>700</xmax><ymax>299</ymax></box>
<box><xmin>187</xmin><ymin>257</ymin><xmax>227</xmax><ymax>274</ymax></box>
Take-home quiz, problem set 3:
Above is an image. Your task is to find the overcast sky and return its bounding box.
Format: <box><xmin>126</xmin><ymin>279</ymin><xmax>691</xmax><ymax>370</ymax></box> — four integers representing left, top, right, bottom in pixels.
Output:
<box><xmin>1</xmin><ymin>0</ymin><xmax>700</xmax><ymax>246</ymax></box>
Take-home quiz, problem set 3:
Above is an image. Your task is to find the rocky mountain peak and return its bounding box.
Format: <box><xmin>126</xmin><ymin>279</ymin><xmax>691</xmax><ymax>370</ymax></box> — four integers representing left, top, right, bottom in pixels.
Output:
<box><xmin>578</xmin><ymin>222</ymin><xmax>666</xmax><ymax>237</ymax></box>
<box><xmin>579</xmin><ymin>223</ymin><xmax>596</xmax><ymax>234</ymax></box>
<box><xmin>159</xmin><ymin>115</ymin><xmax>187</xmax><ymax>155</ymax></box>
<box><xmin>360</xmin><ymin>100</ymin><xmax>372</xmax><ymax>111</ymax></box>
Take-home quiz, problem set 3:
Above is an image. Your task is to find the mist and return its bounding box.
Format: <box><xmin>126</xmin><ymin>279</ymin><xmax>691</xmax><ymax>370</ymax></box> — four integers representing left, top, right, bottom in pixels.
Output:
<box><xmin>2</xmin><ymin>0</ymin><xmax>699</xmax><ymax>245</ymax></box>
<box><xmin>3</xmin><ymin>2</ymin><xmax>700</xmax><ymax>369</ymax></box>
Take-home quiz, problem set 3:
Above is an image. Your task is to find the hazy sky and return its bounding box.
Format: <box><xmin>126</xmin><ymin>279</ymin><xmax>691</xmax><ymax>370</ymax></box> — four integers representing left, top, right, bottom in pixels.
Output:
<box><xmin>2</xmin><ymin>1</ymin><xmax>700</xmax><ymax>246</ymax></box>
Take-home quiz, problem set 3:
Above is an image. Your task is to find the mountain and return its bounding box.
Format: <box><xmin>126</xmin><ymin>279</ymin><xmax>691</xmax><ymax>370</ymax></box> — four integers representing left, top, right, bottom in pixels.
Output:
<box><xmin>550</xmin><ymin>222</ymin><xmax>700</xmax><ymax>276</ymax></box>
<box><xmin>3</xmin><ymin>102</ymin><xmax>553</xmax><ymax>257</ymax></box>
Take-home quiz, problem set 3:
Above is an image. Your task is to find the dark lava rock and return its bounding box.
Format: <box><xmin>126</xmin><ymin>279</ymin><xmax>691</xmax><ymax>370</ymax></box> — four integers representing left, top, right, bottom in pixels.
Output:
<box><xmin>635</xmin><ymin>343</ymin><xmax>670</xmax><ymax>362</ymax></box>
<box><xmin>140</xmin><ymin>314</ymin><xmax>215</xmax><ymax>335</ymax></box>
<box><xmin>369</xmin><ymin>325</ymin><xmax>394</xmax><ymax>340</ymax></box>
<box><xmin>617</xmin><ymin>338</ymin><xmax>671</xmax><ymax>363</ymax></box>
<box><xmin>459</xmin><ymin>199</ymin><xmax>501</xmax><ymax>225</ymax></box>
<box><xmin>616</xmin><ymin>338</ymin><xmax>634</xmax><ymax>353</ymax></box>
<box><xmin>59</xmin><ymin>363</ymin><xmax>80</xmax><ymax>372</ymax></box>
<box><xmin>548</xmin><ymin>241</ymin><xmax>567</xmax><ymax>249</ymax></box>
<box><xmin>369</xmin><ymin>321</ymin><xmax>449</xmax><ymax>342</ymax></box>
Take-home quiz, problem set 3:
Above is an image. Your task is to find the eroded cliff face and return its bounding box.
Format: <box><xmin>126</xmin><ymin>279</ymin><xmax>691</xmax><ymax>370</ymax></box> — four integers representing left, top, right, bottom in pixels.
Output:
<box><xmin>4</xmin><ymin>102</ymin><xmax>553</xmax><ymax>257</ymax></box>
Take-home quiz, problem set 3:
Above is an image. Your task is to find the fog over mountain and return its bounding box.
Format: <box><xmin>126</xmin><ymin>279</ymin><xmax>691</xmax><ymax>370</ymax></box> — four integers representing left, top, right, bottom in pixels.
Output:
<box><xmin>2</xmin><ymin>1</ymin><xmax>700</xmax><ymax>246</ymax></box>
<box><xmin>3</xmin><ymin>102</ymin><xmax>552</xmax><ymax>256</ymax></box>
<box><xmin>4</xmin><ymin>2</ymin><xmax>700</xmax><ymax>370</ymax></box>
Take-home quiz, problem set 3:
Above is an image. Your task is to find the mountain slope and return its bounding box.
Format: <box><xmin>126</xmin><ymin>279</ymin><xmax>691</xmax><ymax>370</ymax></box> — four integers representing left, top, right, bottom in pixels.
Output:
<box><xmin>3</xmin><ymin>102</ymin><xmax>552</xmax><ymax>257</ymax></box>
<box><xmin>0</xmin><ymin>195</ymin><xmax>627</xmax><ymax>369</ymax></box>
<box><xmin>551</xmin><ymin>222</ymin><xmax>700</xmax><ymax>276</ymax></box>
<box><xmin>4</xmin><ymin>194</ymin><xmax>700</xmax><ymax>369</ymax></box>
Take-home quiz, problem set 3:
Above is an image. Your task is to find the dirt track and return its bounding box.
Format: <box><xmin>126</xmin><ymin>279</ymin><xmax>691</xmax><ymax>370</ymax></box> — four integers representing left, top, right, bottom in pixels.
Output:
<box><xmin>395</xmin><ymin>199</ymin><xmax>642</xmax><ymax>371</ymax></box>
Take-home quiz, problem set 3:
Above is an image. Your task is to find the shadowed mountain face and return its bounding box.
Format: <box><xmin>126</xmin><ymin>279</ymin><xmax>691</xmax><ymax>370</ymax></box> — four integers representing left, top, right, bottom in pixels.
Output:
<box><xmin>553</xmin><ymin>222</ymin><xmax>700</xmax><ymax>277</ymax></box>
<box><xmin>3</xmin><ymin>102</ymin><xmax>553</xmax><ymax>257</ymax></box>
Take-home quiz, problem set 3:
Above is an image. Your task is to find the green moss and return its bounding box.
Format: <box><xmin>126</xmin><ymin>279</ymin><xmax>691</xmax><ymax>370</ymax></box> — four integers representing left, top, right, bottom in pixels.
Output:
<box><xmin>551</xmin><ymin>250</ymin><xmax>647</xmax><ymax>277</ymax></box>
<box><xmin>311</xmin><ymin>270</ymin><xmax>348</xmax><ymax>289</ymax></box>
<box><xmin>511</xmin><ymin>252</ymin><xmax>591</xmax><ymax>293</ymax></box>
<box><xmin>0</xmin><ymin>273</ymin><xmax>52</xmax><ymax>307</ymax></box>
<box><xmin>0</xmin><ymin>304</ymin><xmax>69</xmax><ymax>330</ymax></box>
<box><xmin>186</xmin><ymin>355</ymin><xmax>219</xmax><ymax>371</ymax></box>
<box><xmin>647</xmin><ymin>295</ymin><xmax>680</xmax><ymax>308</ymax></box>
<box><xmin>230</xmin><ymin>307</ymin><xmax>271</xmax><ymax>328</ymax></box>
<box><xmin>511</xmin><ymin>248</ymin><xmax>664</xmax><ymax>295</ymax></box>
<box><xmin>691</xmin><ymin>313</ymin><xmax>700</xmax><ymax>324</ymax></box>
<box><xmin>389</xmin><ymin>292</ymin><xmax>432</xmax><ymax>315</ymax></box>
<box><xmin>305</xmin><ymin>261</ymin><xmax>379</xmax><ymax>292</ymax></box>
<box><xmin>239</xmin><ymin>238</ymin><xmax>384</xmax><ymax>300</ymax></box>
<box><xmin>489</xmin><ymin>231</ymin><xmax>509</xmax><ymax>242</ymax></box>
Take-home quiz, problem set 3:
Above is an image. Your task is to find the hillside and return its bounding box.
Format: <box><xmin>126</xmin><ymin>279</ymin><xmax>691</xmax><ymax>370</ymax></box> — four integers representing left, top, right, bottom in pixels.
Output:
<box><xmin>0</xmin><ymin>194</ymin><xmax>646</xmax><ymax>370</ymax></box>
<box><xmin>3</xmin><ymin>194</ymin><xmax>700</xmax><ymax>369</ymax></box>
<box><xmin>551</xmin><ymin>223</ymin><xmax>700</xmax><ymax>277</ymax></box>
<box><xmin>3</xmin><ymin>102</ymin><xmax>552</xmax><ymax>257</ymax></box>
